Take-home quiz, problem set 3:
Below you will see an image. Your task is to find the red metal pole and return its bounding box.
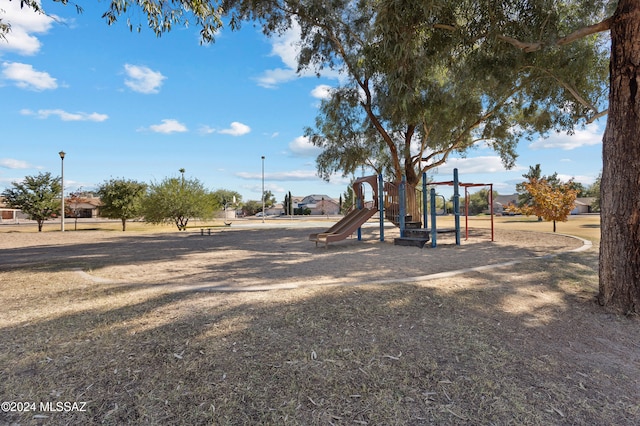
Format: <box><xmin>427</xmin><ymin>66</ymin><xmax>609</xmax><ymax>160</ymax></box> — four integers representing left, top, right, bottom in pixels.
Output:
<box><xmin>490</xmin><ymin>184</ymin><xmax>494</xmax><ymax>242</ymax></box>
<box><xmin>465</xmin><ymin>186</ymin><xmax>469</xmax><ymax>241</ymax></box>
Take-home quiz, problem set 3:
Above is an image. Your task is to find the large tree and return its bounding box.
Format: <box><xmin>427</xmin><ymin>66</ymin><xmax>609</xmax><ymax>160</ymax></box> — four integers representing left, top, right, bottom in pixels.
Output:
<box><xmin>1</xmin><ymin>172</ymin><xmax>61</xmax><ymax>232</ymax></box>
<box><xmin>142</xmin><ymin>173</ymin><xmax>215</xmax><ymax>230</ymax></box>
<box><xmin>221</xmin><ymin>1</ymin><xmax>608</xmax><ymax>188</ymax></box>
<box><xmin>97</xmin><ymin>178</ymin><xmax>147</xmax><ymax>231</ymax></box>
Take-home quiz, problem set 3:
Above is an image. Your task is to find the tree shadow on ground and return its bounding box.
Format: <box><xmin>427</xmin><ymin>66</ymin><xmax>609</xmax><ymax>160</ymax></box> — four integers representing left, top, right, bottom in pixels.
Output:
<box><xmin>1</xmin><ymin>242</ymin><xmax>638</xmax><ymax>425</ymax></box>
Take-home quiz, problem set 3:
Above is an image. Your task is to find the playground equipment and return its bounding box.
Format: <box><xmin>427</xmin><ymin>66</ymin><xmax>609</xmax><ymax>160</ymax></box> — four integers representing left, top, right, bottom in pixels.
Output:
<box><xmin>309</xmin><ymin>169</ymin><xmax>494</xmax><ymax>248</ymax></box>
<box><xmin>308</xmin><ymin>175</ymin><xmax>380</xmax><ymax>247</ymax></box>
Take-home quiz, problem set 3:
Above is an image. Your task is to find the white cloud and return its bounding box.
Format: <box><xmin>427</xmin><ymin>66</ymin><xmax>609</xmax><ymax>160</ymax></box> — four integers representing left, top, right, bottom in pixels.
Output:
<box><xmin>219</xmin><ymin>122</ymin><xmax>251</xmax><ymax>136</ymax></box>
<box><xmin>0</xmin><ymin>0</ymin><xmax>58</xmax><ymax>55</ymax></box>
<box><xmin>311</xmin><ymin>84</ymin><xmax>333</xmax><ymax>100</ymax></box>
<box><xmin>256</xmin><ymin>68</ymin><xmax>298</xmax><ymax>89</ymax></box>
<box><xmin>256</xmin><ymin>21</ymin><xmax>340</xmax><ymax>88</ymax></box>
<box><xmin>123</xmin><ymin>64</ymin><xmax>166</xmax><ymax>94</ymax></box>
<box><xmin>0</xmin><ymin>158</ymin><xmax>31</xmax><ymax>169</ymax></box>
<box><xmin>148</xmin><ymin>119</ymin><xmax>188</xmax><ymax>134</ymax></box>
<box><xmin>529</xmin><ymin>124</ymin><xmax>603</xmax><ymax>150</ymax></box>
<box><xmin>236</xmin><ymin>169</ymin><xmax>319</xmax><ymax>181</ymax></box>
<box><xmin>289</xmin><ymin>135</ymin><xmax>322</xmax><ymax>157</ymax></box>
<box><xmin>427</xmin><ymin>156</ymin><xmax>515</xmax><ymax>176</ymax></box>
<box><xmin>198</xmin><ymin>125</ymin><xmax>216</xmax><ymax>135</ymax></box>
<box><xmin>20</xmin><ymin>108</ymin><xmax>108</xmax><ymax>121</ymax></box>
<box><xmin>2</xmin><ymin>62</ymin><xmax>57</xmax><ymax>90</ymax></box>
<box><xmin>557</xmin><ymin>174</ymin><xmax>597</xmax><ymax>186</ymax></box>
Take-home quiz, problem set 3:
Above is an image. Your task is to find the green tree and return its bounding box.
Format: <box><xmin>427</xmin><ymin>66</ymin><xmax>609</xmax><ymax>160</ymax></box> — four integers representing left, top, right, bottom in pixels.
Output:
<box><xmin>223</xmin><ymin>1</ymin><xmax>607</xmax><ymax>189</ymax></box>
<box><xmin>143</xmin><ymin>174</ymin><xmax>215</xmax><ymax>230</ymax></box>
<box><xmin>1</xmin><ymin>172</ymin><xmax>61</xmax><ymax>232</ymax></box>
<box><xmin>262</xmin><ymin>190</ymin><xmax>276</xmax><ymax>209</ymax></box>
<box><xmin>340</xmin><ymin>185</ymin><xmax>355</xmax><ymax>214</ymax></box>
<box><xmin>465</xmin><ymin>189</ymin><xmax>497</xmax><ymax>216</ymax></box>
<box><xmin>585</xmin><ymin>173</ymin><xmax>601</xmax><ymax>212</ymax></box>
<box><xmin>211</xmin><ymin>189</ymin><xmax>241</xmax><ymax>209</ymax></box>
<box><xmin>242</xmin><ymin>200</ymin><xmax>262</xmax><ymax>216</ymax></box>
<box><xmin>97</xmin><ymin>178</ymin><xmax>147</xmax><ymax>231</ymax></box>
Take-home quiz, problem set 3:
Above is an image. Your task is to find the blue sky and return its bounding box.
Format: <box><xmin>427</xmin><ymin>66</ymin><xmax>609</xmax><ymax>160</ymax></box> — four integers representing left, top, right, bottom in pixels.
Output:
<box><xmin>1</xmin><ymin>1</ymin><xmax>604</xmax><ymax>204</ymax></box>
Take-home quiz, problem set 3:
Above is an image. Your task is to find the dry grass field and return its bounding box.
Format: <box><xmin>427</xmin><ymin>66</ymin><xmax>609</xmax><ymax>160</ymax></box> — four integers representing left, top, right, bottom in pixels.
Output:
<box><xmin>1</xmin><ymin>214</ymin><xmax>638</xmax><ymax>425</ymax></box>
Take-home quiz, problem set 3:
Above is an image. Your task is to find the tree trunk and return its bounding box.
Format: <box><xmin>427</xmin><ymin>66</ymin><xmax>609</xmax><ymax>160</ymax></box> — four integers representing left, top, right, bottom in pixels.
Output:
<box><xmin>121</xmin><ymin>218</ymin><xmax>127</xmax><ymax>232</ymax></box>
<box><xmin>599</xmin><ymin>0</ymin><xmax>640</xmax><ymax>314</ymax></box>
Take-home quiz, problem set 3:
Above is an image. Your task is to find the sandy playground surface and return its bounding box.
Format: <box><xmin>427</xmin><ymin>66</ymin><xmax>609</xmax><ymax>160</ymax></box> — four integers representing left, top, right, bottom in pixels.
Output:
<box><xmin>0</xmin><ymin>224</ymin><xmax>587</xmax><ymax>290</ymax></box>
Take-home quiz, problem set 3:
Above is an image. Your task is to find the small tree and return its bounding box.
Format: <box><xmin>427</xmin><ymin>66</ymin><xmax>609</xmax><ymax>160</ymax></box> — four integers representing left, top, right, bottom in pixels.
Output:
<box><xmin>66</xmin><ymin>189</ymin><xmax>91</xmax><ymax>231</ymax></box>
<box><xmin>465</xmin><ymin>189</ymin><xmax>497</xmax><ymax>215</ymax></box>
<box><xmin>242</xmin><ymin>200</ymin><xmax>262</xmax><ymax>216</ymax></box>
<box><xmin>1</xmin><ymin>172</ymin><xmax>61</xmax><ymax>232</ymax></box>
<box><xmin>340</xmin><ymin>185</ymin><xmax>355</xmax><ymax>214</ymax></box>
<box><xmin>585</xmin><ymin>173</ymin><xmax>601</xmax><ymax>212</ymax></box>
<box><xmin>517</xmin><ymin>164</ymin><xmax>560</xmax><ymax>221</ymax></box>
<box><xmin>518</xmin><ymin>178</ymin><xmax>577</xmax><ymax>232</ymax></box>
<box><xmin>262</xmin><ymin>190</ymin><xmax>276</xmax><ymax>209</ymax></box>
<box><xmin>143</xmin><ymin>174</ymin><xmax>214</xmax><ymax>230</ymax></box>
<box><xmin>97</xmin><ymin>178</ymin><xmax>147</xmax><ymax>231</ymax></box>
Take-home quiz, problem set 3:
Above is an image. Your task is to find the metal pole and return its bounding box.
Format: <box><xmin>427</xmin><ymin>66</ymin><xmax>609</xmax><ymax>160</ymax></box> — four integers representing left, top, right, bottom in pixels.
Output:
<box><xmin>422</xmin><ymin>172</ymin><xmax>428</xmax><ymax>230</ymax></box>
<box><xmin>453</xmin><ymin>168</ymin><xmax>460</xmax><ymax>245</ymax></box>
<box><xmin>261</xmin><ymin>156</ymin><xmax>265</xmax><ymax>223</ymax></box>
<box><xmin>59</xmin><ymin>151</ymin><xmax>65</xmax><ymax>232</ymax></box>
<box><xmin>465</xmin><ymin>186</ymin><xmax>469</xmax><ymax>241</ymax></box>
<box><xmin>378</xmin><ymin>174</ymin><xmax>385</xmax><ymax>242</ymax></box>
<box><xmin>430</xmin><ymin>188</ymin><xmax>437</xmax><ymax>247</ymax></box>
<box><xmin>490</xmin><ymin>184</ymin><xmax>495</xmax><ymax>242</ymax></box>
<box><xmin>399</xmin><ymin>175</ymin><xmax>406</xmax><ymax>238</ymax></box>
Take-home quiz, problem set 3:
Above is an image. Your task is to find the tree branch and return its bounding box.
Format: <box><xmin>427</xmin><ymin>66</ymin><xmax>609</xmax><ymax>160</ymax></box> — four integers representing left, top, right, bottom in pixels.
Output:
<box><xmin>497</xmin><ymin>16</ymin><xmax>614</xmax><ymax>52</ymax></box>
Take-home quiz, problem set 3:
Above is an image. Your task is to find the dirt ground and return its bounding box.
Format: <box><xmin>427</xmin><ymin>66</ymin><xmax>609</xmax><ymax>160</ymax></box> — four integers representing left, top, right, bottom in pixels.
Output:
<box><xmin>1</xmin><ymin>221</ymin><xmax>639</xmax><ymax>425</ymax></box>
<box><xmin>0</xmin><ymin>225</ymin><xmax>585</xmax><ymax>290</ymax></box>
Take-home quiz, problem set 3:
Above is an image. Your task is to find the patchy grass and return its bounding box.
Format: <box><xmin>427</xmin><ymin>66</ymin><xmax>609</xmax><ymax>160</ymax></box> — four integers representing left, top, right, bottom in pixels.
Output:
<box><xmin>1</xmin><ymin>215</ymin><xmax>638</xmax><ymax>425</ymax></box>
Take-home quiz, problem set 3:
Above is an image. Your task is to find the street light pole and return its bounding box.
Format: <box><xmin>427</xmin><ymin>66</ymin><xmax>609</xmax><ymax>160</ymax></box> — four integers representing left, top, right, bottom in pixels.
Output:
<box><xmin>59</xmin><ymin>151</ymin><xmax>65</xmax><ymax>232</ymax></box>
<box><xmin>261</xmin><ymin>155</ymin><xmax>265</xmax><ymax>223</ymax></box>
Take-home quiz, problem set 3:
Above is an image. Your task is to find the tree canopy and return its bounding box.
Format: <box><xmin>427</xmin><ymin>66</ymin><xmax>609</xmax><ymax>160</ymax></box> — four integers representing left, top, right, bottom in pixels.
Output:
<box><xmin>97</xmin><ymin>178</ymin><xmax>148</xmax><ymax>231</ymax></box>
<box><xmin>221</xmin><ymin>0</ymin><xmax>609</xmax><ymax>186</ymax></box>
<box><xmin>142</xmin><ymin>174</ymin><xmax>215</xmax><ymax>230</ymax></box>
<box><xmin>1</xmin><ymin>172</ymin><xmax>61</xmax><ymax>232</ymax></box>
<box><xmin>517</xmin><ymin>177</ymin><xmax>578</xmax><ymax>232</ymax></box>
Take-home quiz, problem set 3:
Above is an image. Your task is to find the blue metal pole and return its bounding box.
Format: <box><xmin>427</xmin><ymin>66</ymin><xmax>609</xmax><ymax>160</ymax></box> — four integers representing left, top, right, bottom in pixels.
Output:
<box><xmin>378</xmin><ymin>174</ymin><xmax>384</xmax><ymax>242</ymax></box>
<box><xmin>453</xmin><ymin>168</ymin><xmax>461</xmax><ymax>245</ymax></box>
<box><xmin>430</xmin><ymin>188</ymin><xmax>437</xmax><ymax>247</ymax></box>
<box><xmin>422</xmin><ymin>172</ymin><xmax>428</xmax><ymax>229</ymax></box>
<box><xmin>399</xmin><ymin>175</ymin><xmax>406</xmax><ymax>238</ymax></box>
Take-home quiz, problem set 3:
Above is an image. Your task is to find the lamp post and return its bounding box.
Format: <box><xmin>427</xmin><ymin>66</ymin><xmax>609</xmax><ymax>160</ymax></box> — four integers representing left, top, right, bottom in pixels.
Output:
<box><xmin>261</xmin><ymin>155</ymin><xmax>265</xmax><ymax>223</ymax></box>
<box><xmin>59</xmin><ymin>150</ymin><xmax>65</xmax><ymax>232</ymax></box>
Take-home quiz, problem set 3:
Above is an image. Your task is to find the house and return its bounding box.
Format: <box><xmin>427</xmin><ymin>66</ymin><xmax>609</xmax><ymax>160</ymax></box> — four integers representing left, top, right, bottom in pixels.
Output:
<box><xmin>493</xmin><ymin>193</ymin><xmax>597</xmax><ymax>215</ymax></box>
<box><xmin>571</xmin><ymin>197</ymin><xmax>597</xmax><ymax>215</ymax></box>
<box><xmin>0</xmin><ymin>196</ymin><xmax>21</xmax><ymax>223</ymax></box>
<box><xmin>66</xmin><ymin>194</ymin><xmax>102</xmax><ymax>218</ymax></box>
<box><xmin>298</xmin><ymin>194</ymin><xmax>340</xmax><ymax>215</ymax></box>
<box><xmin>493</xmin><ymin>194</ymin><xmax>519</xmax><ymax>215</ymax></box>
